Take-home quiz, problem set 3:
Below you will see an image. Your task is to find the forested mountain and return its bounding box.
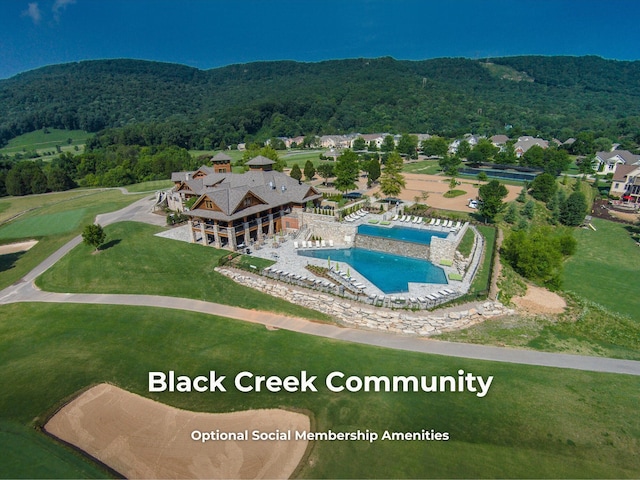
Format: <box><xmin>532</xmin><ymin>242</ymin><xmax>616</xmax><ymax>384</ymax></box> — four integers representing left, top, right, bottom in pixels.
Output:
<box><xmin>2</xmin><ymin>56</ymin><xmax>640</xmax><ymax>148</ymax></box>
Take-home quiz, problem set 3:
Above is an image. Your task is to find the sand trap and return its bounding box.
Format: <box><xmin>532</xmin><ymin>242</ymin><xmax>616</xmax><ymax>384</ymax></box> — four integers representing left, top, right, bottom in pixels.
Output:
<box><xmin>45</xmin><ymin>384</ymin><xmax>310</xmax><ymax>479</ymax></box>
<box><xmin>512</xmin><ymin>285</ymin><xmax>567</xmax><ymax>315</ymax></box>
<box><xmin>0</xmin><ymin>240</ymin><xmax>38</xmax><ymax>255</ymax></box>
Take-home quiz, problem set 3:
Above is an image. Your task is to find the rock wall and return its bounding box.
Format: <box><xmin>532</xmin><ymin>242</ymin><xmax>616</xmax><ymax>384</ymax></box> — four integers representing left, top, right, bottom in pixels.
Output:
<box><xmin>301</xmin><ymin>213</ymin><xmax>357</xmax><ymax>244</ymax></box>
<box><xmin>354</xmin><ymin>235</ymin><xmax>430</xmax><ymax>260</ymax></box>
<box><xmin>217</xmin><ymin>268</ymin><xmax>514</xmax><ymax>336</ymax></box>
<box><xmin>429</xmin><ymin>236</ymin><xmax>457</xmax><ymax>264</ymax></box>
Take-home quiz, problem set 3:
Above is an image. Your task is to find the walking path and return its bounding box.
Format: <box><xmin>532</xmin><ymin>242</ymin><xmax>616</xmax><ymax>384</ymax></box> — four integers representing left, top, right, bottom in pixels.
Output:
<box><xmin>2</xmin><ymin>195</ymin><xmax>639</xmax><ymax>377</ymax></box>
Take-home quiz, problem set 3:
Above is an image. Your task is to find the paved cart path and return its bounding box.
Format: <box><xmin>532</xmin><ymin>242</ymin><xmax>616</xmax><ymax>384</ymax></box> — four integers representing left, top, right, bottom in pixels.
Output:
<box><xmin>1</xmin><ymin>195</ymin><xmax>639</xmax><ymax>377</ymax></box>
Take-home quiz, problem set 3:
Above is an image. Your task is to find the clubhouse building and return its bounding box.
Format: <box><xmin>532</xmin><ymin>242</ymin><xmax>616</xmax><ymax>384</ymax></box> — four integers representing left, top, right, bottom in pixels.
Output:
<box><xmin>169</xmin><ymin>154</ymin><xmax>322</xmax><ymax>250</ymax></box>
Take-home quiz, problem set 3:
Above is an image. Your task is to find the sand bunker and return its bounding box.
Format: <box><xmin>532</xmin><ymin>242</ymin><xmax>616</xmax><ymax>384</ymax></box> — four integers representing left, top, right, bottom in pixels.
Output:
<box><xmin>45</xmin><ymin>384</ymin><xmax>310</xmax><ymax>479</ymax></box>
<box><xmin>512</xmin><ymin>285</ymin><xmax>567</xmax><ymax>315</ymax></box>
<box><xmin>0</xmin><ymin>240</ymin><xmax>38</xmax><ymax>255</ymax></box>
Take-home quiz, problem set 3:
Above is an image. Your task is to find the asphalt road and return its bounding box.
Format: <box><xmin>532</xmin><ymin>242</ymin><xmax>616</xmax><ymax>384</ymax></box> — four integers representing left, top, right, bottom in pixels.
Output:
<box><xmin>1</xmin><ymin>195</ymin><xmax>639</xmax><ymax>377</ymax></box>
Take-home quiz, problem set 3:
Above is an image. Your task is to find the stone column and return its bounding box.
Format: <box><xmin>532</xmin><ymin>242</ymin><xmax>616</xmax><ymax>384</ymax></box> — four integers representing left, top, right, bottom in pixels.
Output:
<box><xmin>200</xmin><ymin>222</ymin><xmax>207</xmax><ymax>246</ymax></box>
<box><xmin>243</xmin><ymin>222</ymin><xmax>250</xmax><ymax>247</ymax></box>
<box><xmin>188</xmin><ymin>220</ymin><xmax>195</xmax><ymax>243</ymax></box>
<box><xmin>227</xmin><ymin>226</ymin><xmax>236</xmax><ymax>250</ymax></box>
<box><xmin>213</xmin><ymin>223</ymin><xmax>221</xmax><ymax>248</ymax></box>
<box><xmin>268</xmin><ymin>213</ymin><xmax>274</xmax><ymax>236</ymax></box>
<box><xmin>257</xmin><ymin>217</ymin><xmax>263</xmax><ymax>241</ymax></box>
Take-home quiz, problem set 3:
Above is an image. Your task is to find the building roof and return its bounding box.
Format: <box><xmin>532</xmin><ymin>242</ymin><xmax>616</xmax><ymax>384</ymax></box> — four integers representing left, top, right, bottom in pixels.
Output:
<box><xmin>182</xmin><ymin>169</ymin><xmax>321</xmax><ymax>222</ymax></box>
<box><xmin>211</xmin><ymin>152</ymin><xmax>232</xmax><ymax>162</ymax></box>
<box><xmin>490</xmin><ymin>135</ymin><xmax>509</xmax><ymax>144</ymax></box>
<box><xmin>612</xmin><ymin>164</ymin><xmax>640</xmax><ymax>182</ymax></box>
<box><xmin>245</xmin><ymin>155</ymin><xmax>275</xmax><ymax>166</ymax></box>
<box><xmin>596</xmin><ymin>150</ymin><xmax>640</xmax><ymax>165</ymax></box>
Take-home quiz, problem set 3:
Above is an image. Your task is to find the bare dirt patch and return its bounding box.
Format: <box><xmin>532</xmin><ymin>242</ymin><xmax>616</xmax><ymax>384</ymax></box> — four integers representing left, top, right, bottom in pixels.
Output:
<box><xmin>364</xmin><ymin>173</ymin><xmax>520</xmax><ymax>212</ymax></box>
<box><xmin>45</xmin><ymin>384</ymin><xmax>310</xmax><ymax>479</ymax></box>
<box><xmin>0</xmin><ymin>240</ymin><xmax>38</xmax><ymax>255</ymax></box>
<box><xmin>512</xmin><ymin>285</ymin><xmax>566</xmax><ymax>315</ymax></box>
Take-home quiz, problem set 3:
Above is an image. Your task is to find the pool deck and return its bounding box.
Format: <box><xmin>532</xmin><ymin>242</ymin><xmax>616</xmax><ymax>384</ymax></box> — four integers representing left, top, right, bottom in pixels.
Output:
<box><xmin>157</xmin><ymin>213</ymin><xmax>482</xmax><ymax>303</ymax></box>
<box><xmin>248</xmin><ymin>213</ymin><xmax>479</xmax><ymax>300</ymax></box>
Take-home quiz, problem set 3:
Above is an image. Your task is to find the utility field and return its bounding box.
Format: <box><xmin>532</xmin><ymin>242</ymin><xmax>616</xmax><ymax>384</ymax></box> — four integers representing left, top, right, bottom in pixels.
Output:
<box><xmin>562</xmin><ymin>218</ymin><xmax>640</xmax><ymax>320</ymax></box>
<box><xmin>37</xmin><ymin>221</ymin><xmax>328</xmax><ymax>321</ymax></box>
<box><xmin>0</xmin><ymin>302</ymin><xmax>638</xmax><ymax>479</ymax></box>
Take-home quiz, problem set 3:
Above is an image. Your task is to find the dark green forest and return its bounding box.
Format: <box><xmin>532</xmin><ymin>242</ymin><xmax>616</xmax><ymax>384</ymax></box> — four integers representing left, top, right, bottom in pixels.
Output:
<box><xmin>2</xmin><ymin>56</ymin><xmax>640</xmax><ymax>149</ymax></box>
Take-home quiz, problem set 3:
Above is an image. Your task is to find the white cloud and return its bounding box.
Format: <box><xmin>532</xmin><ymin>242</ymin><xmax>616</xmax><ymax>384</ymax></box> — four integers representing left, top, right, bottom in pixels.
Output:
<box><xmin>52</xmin><ymin>0</ymin><xmax>76</xmax><ymax>22</ymax></box>
<box><xmin>22</xmin><ymin>2</ymin><xmax>42</xmax><ymax>24</ymax></box>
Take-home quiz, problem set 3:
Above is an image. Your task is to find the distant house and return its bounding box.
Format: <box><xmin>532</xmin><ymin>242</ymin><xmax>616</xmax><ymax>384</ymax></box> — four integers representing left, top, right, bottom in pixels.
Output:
<box><xmin>170</xmin><ymin>156</ymin><xmax>322</xmax><ymax>250</ymax></box>
<box><xmin>286</xmin><ymin>135</ymin><xmax>306</xmax><ymax>148</ymax></box>
<box><xmin>351</xmin><ymin>133</ymin><xmax>389</xmax><ymax>149</ymax></box>
<box><xmin>490</xmin><ymin>135</ymin><xmax>509</xmax><ymax>147</ymax></box>
<box><xmin>609</xmin><ymin>165</ymin><xmax>640</xmax><ymax>202</ymax></box>
<box><xmin>513</xmin><ymin>136</ymin><xmax>549</xmax><ymax>157</ymax></box>
<box><xmin>449</xmin><ymin>134</ymin><xmax>482</xmax><ymax>154</ymax></box>
<box><xmin>320</xmin><ymin>135</ymin><xmax>353</xmax><ymax>149</ymax></box>
<box><xmin>595</xmin><ymin>150</ymin><xmax>640</xmax><ymax>174</ymax></box>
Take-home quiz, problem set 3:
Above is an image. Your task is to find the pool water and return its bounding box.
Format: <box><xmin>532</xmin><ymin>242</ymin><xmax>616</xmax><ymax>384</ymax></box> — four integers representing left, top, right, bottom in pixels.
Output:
<box><xmin>298</xmin><ymin>247</ymin><xmax>447</xmax><ymax>294</ymax></box>
<box><xmin>357</xmin><ymin>224</ymin><xmax>448</xmax><ymax>244</ymax></box>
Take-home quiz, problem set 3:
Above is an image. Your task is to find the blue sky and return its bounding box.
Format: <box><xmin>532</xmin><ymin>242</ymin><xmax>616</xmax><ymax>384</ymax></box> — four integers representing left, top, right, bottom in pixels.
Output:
<box><xmin>1</xmin><ymin>0</ymin><xmax>640</xmax><ymax>79</ymax></box>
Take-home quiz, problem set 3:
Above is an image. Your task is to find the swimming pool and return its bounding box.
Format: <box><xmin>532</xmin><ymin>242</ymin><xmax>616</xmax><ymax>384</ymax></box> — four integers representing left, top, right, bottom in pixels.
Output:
<box><xmin>297</xmin><ymin>247</ymin><xmax>447</xmax><ymax>294</ymax></box>
<box><xmin>357</xmin><ymin>224</ymin><xmax>448</xmax><ymax>245</ymax></box>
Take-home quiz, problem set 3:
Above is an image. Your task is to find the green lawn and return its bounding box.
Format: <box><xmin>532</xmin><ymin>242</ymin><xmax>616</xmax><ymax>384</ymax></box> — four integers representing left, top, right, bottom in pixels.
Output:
<box><xmin>403</xmin><ymin>159</ymin><xmax>442</xmax><ymax>174</ymax></box>
<box><xmin>0</xmin><ymin>189</ymin><xmax>147</xmax><ymax>290</ymax></box>
<box><xmin>469</xmin><ymin>225</ymin><xmax>496</xmax><ymax>294</ymax></box>
<box><xmin>36</xmin><ymin>221</ymin><xmax>328</xmax><ymax>321</ymax></box>
<box><xmin>562</xmin><ymin>218</ymin><xmax>640</xmax><ymax>320</ymax></box>
<box><xmin>0</xmin><ymin>302</ymin><xmax>639</xmax><ymax>479</ymax></box>
<box><xmin>0</xmin><ymin>209</ymin><xmax>86</xmax><ymax>240</ymax></box>
<box><xmin>124</xmin><ymin>180</ymin><xmax>173</xmax><ymax>193</ymax></box>
<box><xmin>0</xmin><ymin>129</ymin><xmax>90</xmax><ymax>155</ymax></box>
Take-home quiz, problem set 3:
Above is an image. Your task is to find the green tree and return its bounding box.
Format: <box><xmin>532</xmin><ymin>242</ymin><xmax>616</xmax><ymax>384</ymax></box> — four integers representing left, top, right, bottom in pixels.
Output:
<box><xmin>366</xmin><ymin>157</ymin><xmax>381</xmax><ymax>186</ymax></box>
<box><xmin>334</xmin><ymin>149</ymin><xmax>360</xmax><ymax>193</ymax></box>
<box><xmin>577</xmin><ymin>154</ymin><xmax>597</xmax><ymax>175</ymax></box>
<box><xmin>316</xmin><ymin>163</ymin><xmax>334</xmax><ymax>186</ymax></box>
<box><xmin>421</xmin><ymin>136</ymin><xmax>448</xmax><ymax>157</ymax></box>
<box><xmin>456</xmin><ymin>139</ymin><xmax>471</xmax><ymax>160</ymax></box>
<box><xmin>560</xmin><ymin>191</ymin><xmax>587</xmax><ymax>226</ymax></box>
<box><xmin>449</xmin><ymin>176</ymin><xmax>457</xmax><ymax>191</ymax></box>
<box><xmin>477</xmin><ymin>171</ymin><xmax>488</xmax><ymax>182</ymax></box>
<box><xmin>516</xmin><ymin>186</ymin><xmax>527</xmax><ymax>203</ymax></box>
<box><xmin>478</xmin><ymin>179</ymin><xmax>508</xmax><ymax>222</ymax></box>
<box><xmin>303</xmin><ymin>160</ymin><xmax>316</xmax><ymax>181</ymax></box>
<box><xmin>290</xmin><ymin>163</ymin><xmax>302</xmax><ymax>181</ymax></box>
<box><xmin>467</xmin><ymin>138</ymin><xmax>498</xmax><ymax>165</ymax></box>
<box><xmin>522</xmin><ymin>200</ymin><xmax>535</xmax><ymax>219</ymax></box>
<box><xmin>396</xmin><ymin>133</ymin><xmax>419</xmax><ymax>159</ymax></box>
<box><xmin>82</xmin><ymin>224</ymin><xmax>106</xmax><ymax>252</ymax></box>
<box><xmin>529</xmin><ymin>173</ymin><xmax>557</xmax><ymax>202</ymax></box>
<box><xmin>379</xmin><ymin>152</ymin><xmax>406</xmax><ymax>198</ymax></box>
<box><xmin>504</xmin><ymin>202</ymin><xmax>518</xmax><ymax>224</ymax></box>
<box><xmin>381</xmin><ymin>135</ymin><xmax>396</xmax><ymax>153</ymax></box>
<box><xmin>352</xmin><ymin>137</ymin><xmax>366</xmax><ymax>151</ymax></box>
<box><xmin>438</xmin><ymin>155</ymin><xmax>461</xmax><ymax>175</ymax></box>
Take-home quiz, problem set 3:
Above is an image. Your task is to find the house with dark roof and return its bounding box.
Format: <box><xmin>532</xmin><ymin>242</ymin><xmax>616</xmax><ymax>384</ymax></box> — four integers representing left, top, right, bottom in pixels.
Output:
<box><xmin>170</xmin><ymin>156</ymin><xmax>322</xmax><ymax>250</ymax></box>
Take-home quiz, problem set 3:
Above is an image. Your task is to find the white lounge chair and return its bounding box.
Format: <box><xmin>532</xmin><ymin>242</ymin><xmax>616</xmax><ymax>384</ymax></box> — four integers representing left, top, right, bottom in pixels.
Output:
<box><xmin>293</xmin><ymin>241</ymin><xmax>299</xmax><ymax>249</ymax></box>
<box><xmin>429</xmin><ymin>218</ymin><xmax>436</xmax><ymax>225</ymax></box>
<box><xmin>300</xmin><ymin>240</ymin><xmax>306</xmax><ymax>248</ymax></box>
<box><xmin>315</xmin><ymin>240</ymin><xmax>320</xmax><ymax>247</ymax></box>
<box><xmin>435</xmin><ymin>219</ymin><xmax>441</xmax><ymax>226</ymax></box>
<box><xmin>392</xmin><ymin>214</ymin><xmax>399</xmax><ymax>221</ymax></box>
<box><xmin>329</xmin><ymin>239</ymin><xmax>334</xmax><ymax>247</ymax></box>
<box><xmin>321</xmin><ymin>240</ymin><xmax>326</xmax><ymax>247</ymax></box>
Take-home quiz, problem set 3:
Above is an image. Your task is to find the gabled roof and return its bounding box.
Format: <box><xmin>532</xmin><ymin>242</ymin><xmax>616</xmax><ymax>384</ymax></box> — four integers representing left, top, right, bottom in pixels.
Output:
<box><xmin>211</xmin><ymin>152</ymin><xmax>232</xmax><ymax>162</ymax></box>
<box><xmin>596</xmin><ymin>150</ymin><xmax>639</xmax><ymax>165</ymax></box>
<box><xmin>490</xmin><ymin>135</ymin><xmax>509</xmax><ymax>144</ymax></box>
<box><xmin>183</xmin><ymin>169</ymin><xmax>322</xmax><ymax>222</ymax></box>
<box><xmin>612</xmin><ymin>164</ymin><xmax>640</xmax><ymax>182</ymax></box>
<box><xmin>246</xmin><ymin>155</ymin><xmax>275</xmax><ymax>166</ymax></box>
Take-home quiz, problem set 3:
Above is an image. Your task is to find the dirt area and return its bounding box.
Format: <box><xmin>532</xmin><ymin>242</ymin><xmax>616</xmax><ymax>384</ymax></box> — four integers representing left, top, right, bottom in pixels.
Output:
<box><xmin>45</xmin><ymin>384</ymin><xmax>310</xmax><ymax>479</ymax></box>
<box><xmin>512</xmin><ymin>285</ymin><xmax>567</xmax><ymax>315</ymax></box>
<box><xmin>315</xmin><ymin>173</ymin><xmax>521</xmax><ymax>213</ymax></box>
<box><xmin>591</xmin><ymin>200</ymin><xmax>640</xmax><ymax>224</ymax></box>
<box><xmin>0</xmin><ymin>240</ymin><xmax>38</xmax><ymax>255</ymax></box>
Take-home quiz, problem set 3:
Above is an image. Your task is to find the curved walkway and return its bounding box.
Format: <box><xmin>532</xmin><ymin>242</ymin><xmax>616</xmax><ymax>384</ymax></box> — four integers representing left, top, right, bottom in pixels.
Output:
<box><xmin>1</xmin><ymin>196</ymin><xmax>639</xmax><ymax>377</ymax></box>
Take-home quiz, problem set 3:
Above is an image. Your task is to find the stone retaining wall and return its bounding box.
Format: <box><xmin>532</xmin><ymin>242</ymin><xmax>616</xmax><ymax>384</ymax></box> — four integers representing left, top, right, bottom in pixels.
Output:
<box><xmin>354</xmin><ymin>235</ymin><xmax>430</xmax><ymax>260</ymax></box>
<box><xmin>217</xmin><ymin>268</ymin><xmax>514</xmax><ymax>336</ymax></box>
<box><xmin>301</xmin><ymin>213</ymin><xmax>356</xmax><ymax>244</ymax></box>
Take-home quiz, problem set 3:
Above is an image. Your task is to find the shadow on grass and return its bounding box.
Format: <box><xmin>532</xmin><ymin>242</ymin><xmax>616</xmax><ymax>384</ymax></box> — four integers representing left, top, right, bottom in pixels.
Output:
<box><xmin>99</xmin><ymin>239</ymin><xmax>121</xmax><ymax>251</ymax></box>
<box><xmin>0</xmin><ymin>251</ymin><xmax>26</xmax><ymax>273</ymax></box>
